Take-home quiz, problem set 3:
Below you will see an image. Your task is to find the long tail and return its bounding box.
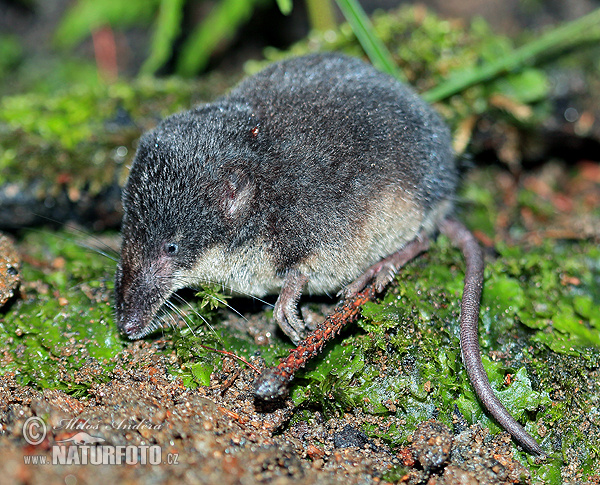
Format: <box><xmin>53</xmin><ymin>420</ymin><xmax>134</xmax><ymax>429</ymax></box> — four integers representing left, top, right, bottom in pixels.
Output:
<box><xmin>439</xmin><ymin>217</ymin><xmax>544</xmax><ymax>456</ymax></box>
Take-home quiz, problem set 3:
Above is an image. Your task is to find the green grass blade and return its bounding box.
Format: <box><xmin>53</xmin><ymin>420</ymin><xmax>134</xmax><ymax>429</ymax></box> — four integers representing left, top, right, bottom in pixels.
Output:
<box><xmin>140</xmin><ymin>0</ymin><xmax>185</xmax><ymax>75</ymax></box>
<box><xmin>276</xmin><ymin>0</ymin><xmax>293</xmax><ymax>15</ymax></box>
<box><xmin>176</xmin><ymin>0</ymin><xmax>265</xmax><ymax>76</ymax></box>
<box><xmin>334</xmin><ymin>0</ymin><xmax>403</xmax><ymax>80</ymax></box>
<box><xmin>424</xmin><ymin>8</ymin><xmax>600</xmax><ymax>103</ymax></box>
<box><xmin>306</xmin><ymin>0</ymin><xmax>337</xmax><ymax>32</ymax></box>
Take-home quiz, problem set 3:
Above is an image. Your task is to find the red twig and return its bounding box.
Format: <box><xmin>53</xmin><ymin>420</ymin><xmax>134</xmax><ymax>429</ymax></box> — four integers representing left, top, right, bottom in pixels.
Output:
<box><xmin>254</xmin><ymin>284</ymin><xmax>378</xmax><ymax>400</ymax></box>
<box><xmin>199</xmin><ymin>344</ymin><xmax>261</xmax><ymax>374</ymax></box>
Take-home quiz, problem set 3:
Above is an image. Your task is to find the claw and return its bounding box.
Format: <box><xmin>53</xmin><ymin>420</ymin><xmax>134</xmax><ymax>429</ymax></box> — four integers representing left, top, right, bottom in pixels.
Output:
<box><xmin>273</xmin><ymin>270</ymin><xmax>309</xmax><ymax>344</ymax></box>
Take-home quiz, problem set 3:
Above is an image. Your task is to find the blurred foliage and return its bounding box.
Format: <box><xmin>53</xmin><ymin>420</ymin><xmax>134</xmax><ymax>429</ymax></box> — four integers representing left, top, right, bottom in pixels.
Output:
<box><xmin>305</xmin><ymin>0</ymin><xmax>336</xmax><ymax>32</ymax></box>
<box><xmin>0</xmin><ymin>35</ymin><xmax>24</xmax><ymax>80</ymax></box>
<box><xmin>3</xmin><ymin>4</ymin><xmax>585</xmax><ymax>199</ymax></box>
<box><xmin>0</xmin><ymin>54</ymin><xmax>101</xmax><ymax>97</ymax></box>
<box><xmin>174</xmin><ymin>0</ymin><xmax>269</xmax><ymax>76</ymax></box>
<box><xmin>275</xmin><ymin>0</ymin><xmax>293</xmax><ymax>16</ymax></box>
<box><xmin>52</xmin><ymin>0</ymin><xmax>378</xmax><ymax>77</ymax></box>
<box><xmin>423</xmin><ymin>7</ymin><xmax>600</xmax><ymax>103</ymax></box>
<box><xmin>334</xmin><ymin>0</ymin><xmax>400</xmax><ymax>78</ymax></box>
<box><xmin>140</xmin><ymin>0</ymin><xmax>186</xmax><ymax>75</ymax></box>
<box><xmin>54</xmin><ymin>0</ymin><xmax>159</xmax><ymax>48</ymax></box>
<box><xmin>54</xmin><ymin>0</ymin><xmax>271</xmax><ymax>76</ymax></box>
<box><xmin>252</xmin><ymin>6</ymin><xmax>556</xmax><ymax>134</ymax></box>
<box><xmin>0</xmin><ymin>75</ymin><xmax>231</xmax><ymax>191</ymax></box>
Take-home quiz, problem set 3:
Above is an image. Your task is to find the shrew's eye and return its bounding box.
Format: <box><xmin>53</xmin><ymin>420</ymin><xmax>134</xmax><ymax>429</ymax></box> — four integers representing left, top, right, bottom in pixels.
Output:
<box><xmin>164</xmin><ymin>242</ymin><xmax>179</xmax><ymax>255</ymax></box>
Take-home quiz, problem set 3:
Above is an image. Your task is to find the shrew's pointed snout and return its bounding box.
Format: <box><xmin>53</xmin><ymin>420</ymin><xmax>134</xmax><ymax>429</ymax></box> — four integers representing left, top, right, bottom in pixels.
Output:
<box><xmin>117</xmin><ymin>307</ymin><xmax>153</xmax><ymax>340</ymax></box>
<box><xmin>114</xmin><ymin>256</ymin><xmax>174</xmax><ymax>340</ymax></box>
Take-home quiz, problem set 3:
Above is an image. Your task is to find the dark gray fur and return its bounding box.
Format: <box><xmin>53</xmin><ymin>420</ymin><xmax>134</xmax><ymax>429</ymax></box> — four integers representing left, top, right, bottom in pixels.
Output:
<box><xmin>115</xmin><ymin>53</ymin><xmax>455</xmax><ymax>338</ymax></box>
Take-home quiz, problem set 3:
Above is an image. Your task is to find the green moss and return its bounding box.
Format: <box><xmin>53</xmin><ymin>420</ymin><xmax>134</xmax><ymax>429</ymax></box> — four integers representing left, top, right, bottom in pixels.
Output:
<box><xmin>0</xmin><ymin>75</ymin><xmax>232</xmax><ymax>190</ymax></box>
<box><xmin>286</xmin><ymin>237</ymin><xmax>554</xmax><ymax>440</ymax></box>
<box><xmin>169</xmin><ymin>294</ymin><xmax>293</xmax><ymax>388</ymax></box>
<box><xmin>171</xmin><ymin>321</ymin><xmax>295</xmax><ymax>388</ymax></box>
<box><xmin>272</xmin><ymin>234</ymin><xmax>597</xmax><ymax>482</ymax></box>
<box><xmin>495</xmin><ymin>242</ymin><xmax>600</xmax><ymax>356</ymax></box>
<box><xmin>0</xmin><ymin>230</ymin><xmax>125</xmax><ymax>395</ymax></box>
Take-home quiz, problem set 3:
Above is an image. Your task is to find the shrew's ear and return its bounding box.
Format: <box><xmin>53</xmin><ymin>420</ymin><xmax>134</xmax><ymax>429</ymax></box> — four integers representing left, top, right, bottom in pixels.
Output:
<box><xmin>220</xmin><ymin>166</ymin><xmax>255</xmax><ymax>219</ymax></box>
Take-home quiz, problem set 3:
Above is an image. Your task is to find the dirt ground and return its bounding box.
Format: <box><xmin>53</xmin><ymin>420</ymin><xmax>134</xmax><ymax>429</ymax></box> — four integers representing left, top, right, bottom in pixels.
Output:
<box><xmin>0</xmin><ymin>334</ymin><xmax>538</xmax><ymax>485</ymax></box>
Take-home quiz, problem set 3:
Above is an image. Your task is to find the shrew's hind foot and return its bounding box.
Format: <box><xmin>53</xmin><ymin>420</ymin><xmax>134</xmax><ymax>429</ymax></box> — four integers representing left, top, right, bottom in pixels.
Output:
<box><xmin>339</xmin><ymin>236</ymin><xmax>431</xmax><ymax>299</ymax></box>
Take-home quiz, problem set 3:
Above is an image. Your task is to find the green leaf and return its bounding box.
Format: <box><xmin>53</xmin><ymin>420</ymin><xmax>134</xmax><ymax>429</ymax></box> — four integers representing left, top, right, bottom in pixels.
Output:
<box><xmin>494</xmin><ymin>367</ymin><xmax>550</xmax><ymax>417</ymax></box>
<box><xmin>195</xmin><ymin>284</ymin><xmax>231</xmax><ymax>312</ymax></box>
<box><xmin>190</xmin><ymin>361</ymin><xmax>213</xmax><ymax>387</ymax></box>
<box><xmin>493</xmin><ymin>68</ymin><xmax>550</xmax><ymax>104</ymax></box>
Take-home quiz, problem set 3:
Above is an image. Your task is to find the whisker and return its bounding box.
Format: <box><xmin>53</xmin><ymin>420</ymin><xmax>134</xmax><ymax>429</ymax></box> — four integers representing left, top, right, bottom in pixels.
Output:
<box><xmin>158</xmin><ymin>301</ymin><xmax>259</xmax><ymax>373</ymax></box>
<box><xmin>25</xmin><ymin>224</ymin><xmax>119</xmax><ymax>263</ymax></box>
<box><xmin>133</xmin><ymin>317</ymin><xmax>164</xmax><ymax>339</ymax></box>
<box><xmin>155</xmin><ymin>312</ymin><xmax>171</xmax><ymax>336</ymax></box>
<box><xmin>189</xmin><ymin>288</ymin><xmax>249</xmax><ymax>323</ymax></box>
<box><xmin>165</xmin><ymin>297</ymin><xmax>213</xmax><ymax>339</ymax></box>
<box><xmin>30</xmin><ymin>214</ymin><xmax>120</xmax><ymax>257</ymax></box>
<box><xmin>75</xmin><ymin>241</ymin><xmax>119</xmax><ymax>263</ymax></box>
<box><xmin>34</xmin><ymin>214</ymin><xmax>120</xmax><ymax>256</ymax></box>
<box><xmin>169</xmin><ymin>293</ymin><xmax>218</xmax><ymax>337</ymax></box>
<box><xmin>65</xmin><ymin>227</ymin><xmax>119</xmax><ymax>258</ymax></box>
<box><xmin>163</xmin><ymin>299</ymin><xmax>189</xmax><ymax>328</ymax></box>
<box><xmin>161</xmin><ymin>303</ymin><xmax>188</xmax><ymax>335</ymax></box>
<box><xmin>164</xmin><ymin>274</ymin><xmax>275</xmax><ymax>308</ymax></box>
